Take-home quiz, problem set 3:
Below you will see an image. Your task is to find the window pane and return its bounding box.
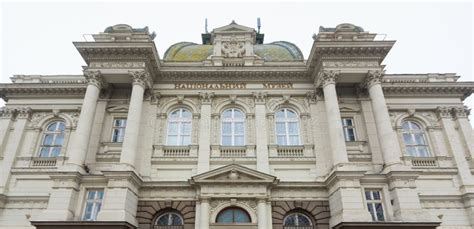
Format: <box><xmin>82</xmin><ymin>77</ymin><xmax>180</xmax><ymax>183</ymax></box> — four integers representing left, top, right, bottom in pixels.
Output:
<box><xmin>168</xmin><ymin>123</ymin><xmax>178</xmax><ymax>134</ymax></box>
<box><xmin>55</xmin><ymin>134</ymin><xmax>64</xmax><ymax>145</ymax></box>
<box><xmin>181</xmin><ymin>122</ymin><xmax>192</xmax><ymax>134</ymax></box>
<box><xmin>181</xmin><ymin>136</ymin><xmax>191</xmax><ymax>145</ymax></box>
<box><xmin>284</xmin><ymin>215</ymin><xmax>296</xmax><ymax>226</ymax></box>
<box><xmin>171</xmin><ymin>214</ymin><xmax>183</xmax><ymax>225</ymax></box>
<box><xmin>87</xmin><ymin>191</ymin><xmax>96</xmax><ymax>200</ymax></box>
<box><xmin>167</xmin><ymin>136</ymin><xmax>178</xmax><ymax>145</ymax></box>
<box><xmin>222</xmin><ymin>110</ymin><xmax>232</xmax><ymax>118</ymax></box>
<box><xmin>234</xmin><ymin>122</ymin><xmax>244</xmax><ymax>134</ymax></box>
<box><xmin>181</xmin><ymin>110</ymin><xmax>192</xmax><ymax>118</ymax></box>
<box><xmin>417</xmin><ymin>147</ymin><xmax>429</xmax><ymax>157</ymax></box>
<box><xmin>234</xmin><ymin>209</ymin><xmax>250</xmax><ymax>223</ymax></box>
<box><xmin>58</xmin><ymin>122</ymin><xmax>66</xmax><ymax>131</ymax></box>
<box><xmin>169</xmin><ymin>110</ymin><xmax>180</xmax><ymax>118</ymax></box>
<box><xmin>346</xmin><ymin>129</ymin><xmax>355</xmax><ymax>141</ymax></box>
<box><xmin>375</xmin><ymin>203</ymin><xmax>384</xmax><ymax>221</ymax></box>
<box><xmin>51</xmin><ymin>147</ymin><xmax>61</xmax><ymax>157</ymax></box>
<box><xmin>406</xmin><ymin>147</ymin><xmax>416</xmax><ymax>156</ymax></box>
<box><xmin>289</xmin><ymin>135</ymin><xmax>299</xmax><ymax>145</ymax></box>
<box><xmin>402</xmin><ymin>122</ymin><xmax>410</xmax><ymax>130</ymax></box>
<box><xmin>47</xmin><ymin>122</ymin><xmax>58</xmax><ymax>131</ymax></box>
<box><xmin>403</xmin><ymin>134</ymin><xmax>414</xmax><ymax>145</ymax></box>
<box><xmin>39</xmin><ymin>147</ymin><xmax>50</xmax><ymax>157</ymax></box>
<box><xmin>286</xmin><ymin>110</ymin><xmax>297</xmax><ymax>118</ymax></box>
<box><xmin>84</xmin><ymin>203</ymin><xmax>93</xmax><ymax>220</ymax></box>
<box><xmin>277</xmin><ymin>136</ymin><xmax>287</xmax><ymax>145</ymax></box>
<box><xmin>409</xmin><ymin>121</ymin><xmax>421</xmax><ymax>130</ymax></box>
<box><xmin>222</xmin><ymin>122</ymin><xmax>232</xmax><ymax>134</ymax></box>
<box><xmin>372</xmin><ymin>191</ymin><xmax>381</xmax><ymax>200</ymax></box>
<box><xmin>367</xmin><ymin>204</ymin><xmax>376</xmax><ymax>221</ymax></box>
<box><xmin>414</xmin><ymin>134</ymin><xmax>426</xmax><ymax>145</ymax></box>
<box><xmin>43</xmin><ymin>134</ymin><xmax>54</xmax><ymax>145</ymax></box>
<box><xmin>234</xmin><ymin>136</ymin><xmax>245</xmax><ymax>146</ymax></box>
<box><xmin>234</xmin><ymin>110</ymin><xmax>244</xmax><ymax>119</ymax></box>
<box><xmin>275</xmin><ymin>110</ymin><xmax>285</xmax><ymax>118</ymax></box>
<box><xmin>288</xmin><ymin>122</ymin><xmax>299</xmax><ymax>134</ymax></box>
<box><xmin>222</xmin><ymin>136</ymin><xmax>232</xmax><ymax>146</ymax></box>
<box><xmin>157</xmin><ymin>214</ymin><xmax>170</xmax><ymax>225</ymax></box>
<box><xmin>365</xmin><ymin>191</ymin><xmax>372</xmax><ymax>200</ymax></box>
<box><xmin>276</xmin><ymin>122</ymin><xmax>286</xmax><ymax>135</ymax></box>
<box><xmin>217</xmin><ymin>210</ymin><xmax>233</xmax><ymax>223</ymax></box>
<box><xmin>297</xmin><ymin>214</ymin><xmax>311</xmax><ymax>226</ymax></box>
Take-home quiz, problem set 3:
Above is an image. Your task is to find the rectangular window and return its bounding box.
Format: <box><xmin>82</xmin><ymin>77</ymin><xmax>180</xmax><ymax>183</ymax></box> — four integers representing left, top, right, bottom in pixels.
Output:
<box><xmin>111</xmin><ymin>119</ymin><xmax>126</xmax><ymax>143</ymax></box>
<box><xmin>82</xmin><ymin>189</ymin><xmax>104</xmax><ymax>221</ymax></box>
<box><xmin>365</xmin><ymin>190</ymin><xmax>385</xmax><ymax>221</ymax></box>
<box><xmin>342</xmin><ymin>118</ymin><xmax>356</xmax><ymax>141</ymax></box>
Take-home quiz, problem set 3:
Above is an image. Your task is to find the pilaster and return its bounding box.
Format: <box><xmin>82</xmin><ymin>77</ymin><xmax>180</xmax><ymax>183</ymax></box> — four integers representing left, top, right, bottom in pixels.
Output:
<box><xmin>197</xmin><ymin>93</ymin><xmax>214</xmax><ymax>173</ymax></box>
<box><xmin>254</xmin><ymin>92</ymin><xmax>270</xmax><ymax>173</ymax></box>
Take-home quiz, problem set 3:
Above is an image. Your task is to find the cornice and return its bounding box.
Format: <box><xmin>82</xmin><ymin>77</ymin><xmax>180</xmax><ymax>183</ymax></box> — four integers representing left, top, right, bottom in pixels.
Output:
<box><xmin>0</xmin><ymin>84</ymin><xmax>87</xmax><ymax>100</ymax></box>
<box><xmin>382</xmin><ymin>82</ymin><xmax>474</xmax><ymax>100</ymax></box>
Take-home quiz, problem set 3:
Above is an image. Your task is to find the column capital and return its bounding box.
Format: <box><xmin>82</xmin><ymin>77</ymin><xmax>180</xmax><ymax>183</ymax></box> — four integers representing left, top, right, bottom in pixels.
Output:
<box><xmin>362</xmin><ymin>70</ymin><xmax>385</xmax><ymax>88</ymax></box>
<box><xmin>199</xmin><ymin>92</ymin><xmax>214</xmax><ymax>104</ymax></box>
<box><xmin>436</xmin><ymin>106</ymin><xmax>452</xmax><ymax>119</ymax></box>
<box><xmin>129</xmin><ymin>70</ymin><xmax>152</xmax><ymax>89</ymax></box>
<box><xmin>317</xmin><ymin>70</ymin><xmax>340</xmax><ymax>88</ymax></box>
<box><xmin>0</xmin><ymin>107</ymin><xmax>18</xmax><ymax>120</ymax></box>
<box><xmin>16</xmin><ymin>107</ymin><xmax>33</xmax><ymax>120</ymax></box>
<box><xmin>253</xmin><ymin>92</ymin><xmax>267</xmax><ymax>104</ymax></box>
<box><xmin>83</xmin><ymin>70</ymin><xmax>104</xmax><ymax>88</ymax></box>
<box><xmin>452</xmin><ymin>106</ymin><xmax>470</xmax><ymax>120</ymax></box>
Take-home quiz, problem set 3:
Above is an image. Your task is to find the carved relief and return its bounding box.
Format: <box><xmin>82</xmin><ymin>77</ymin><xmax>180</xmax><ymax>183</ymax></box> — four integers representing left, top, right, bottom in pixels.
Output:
<box><xmin>221</xmin><ymin>36</ymin><xmax>246</xmax><ymax>58</ymax></box>
<box><xmin>322</xmin><ymin>60</ymin><xmax>379</xmax><ymax>68</ymax></box>
<box><xmin>362</xmin><ymin>70</ymin><xmax>384</xmax><ymax>88</ymax></box>
<box><xmin>317</xmin><ymin>70</ymin><xmax>339</xmax><ymax>87</ymax></box>
<box><xmin>83</xmin><ymin>70</ymin><xmax>104</xmax><ymax>88</ymax></box>
<box><xmin>129</xmin><ymin>70</ymin><xmax>152</xmax><ymax>89</ymax></box>
<box><xmin>90</xmin><ymin>61</ymin><xmax>146</xmax><ymax>69</ymax></box>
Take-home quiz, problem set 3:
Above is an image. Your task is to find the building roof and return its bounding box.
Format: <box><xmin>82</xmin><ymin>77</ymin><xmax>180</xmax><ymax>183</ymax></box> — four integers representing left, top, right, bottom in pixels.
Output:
<box><xmin>163</xmin><ymin>41</ymin><xmax>304</xmax><ymax>62</ymax></box>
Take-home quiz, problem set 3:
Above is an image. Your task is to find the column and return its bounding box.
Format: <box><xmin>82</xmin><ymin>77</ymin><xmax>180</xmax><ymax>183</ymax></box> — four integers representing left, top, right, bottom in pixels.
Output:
<box><xmin>436</xmin><ymin>106</ymin><xmax>474</xmax><ymax>185</ymax></box>
<box><xmin>257</xmin><ymin>198</ymin><xmax>267</xmax><ymax>229</ymax></box>
<box><xmin>254</xmin><ymin>92</ymin><xmax>270</xmax><ymax>172</ymax></box>
<box><xmin>120</xmin><ymin>70</ymin><xmax>151</xmax><ymax>168</ymax></box>
<box><xmin>0</xmin><ymin>107</ymin><xmax>31</xmax><ymax>193</ymax></box>
<box><xmin>364</xmin><ymin>70</ymin><xmax>402</xmax><ymax>166</ymax></box>
<box><xmin>67</xmin><ymin>70</ymin><xmax>103</xmax><ymax>167</ymax></box>
<box><xmin>318</xmin><ymin>70</ymin><xmax>348</xmax><ymax>166</ymax></box>
<box><xmin>197</xmin><ymin>93</ymin><xmax>213</xmax><ymax>173</ymax></box>
<box><xmin>200</xmin><ymin>198</ymin><xmax>210</xmax><ymax>229</ymax></box>
<box><xmin>453</xmin><ymin>106</ymin><xmax>474</xmax><ymax>159</ymax></box>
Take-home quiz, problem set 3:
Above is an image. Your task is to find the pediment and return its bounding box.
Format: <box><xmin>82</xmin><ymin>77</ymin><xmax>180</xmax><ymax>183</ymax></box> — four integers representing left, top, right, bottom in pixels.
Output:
<box><xmin>340</xmin><ymin>105</ymin><xmax>360</xmax><ymax>112</ymax></box>
<box><xmin>212</xmin><ymin>21</ymin><xmax>255</xmax><ymax>34</ymax></box>
<box><xmin>106</xmin><ymin>105</ymin><xmax>129</xmax><ymax>113</ymax></box>
<box><xmin>190</xmin><ymin>164</ymin><xmax>278</xmax><ymax>185</ymax></box>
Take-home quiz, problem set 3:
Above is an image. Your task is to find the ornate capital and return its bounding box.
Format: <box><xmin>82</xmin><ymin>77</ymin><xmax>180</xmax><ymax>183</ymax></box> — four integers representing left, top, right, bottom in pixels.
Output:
<box><xmin>129</xmin><ymin>70</ymin><xmax>152</xmax><ymax>89</ymax></box>
<box><xmin>363</xmin><ymin>70</ymin><xmax>385</xmax><ymax>88</ymax></box>
<box><xmin>0</xmin><ymin>107</ymin><xmax>18</xmax><ymax>120</ymax></box>
<box><xmin>83</xmin><ymin>70</ymin><xmax>104</xmax><ymax>88</ymax></box>
<box><xmin>16</xmin><ymin>107</ymin><xmax>33</xmax><ymax>120</ymax></box>
<box><xmin>253</xmin><ymin>92</ymin><xmax>267</xmax><ymax>104</ymax></box>
<box><xmin>199</xmin><ymin>92</ymin><xmax>214</xmax><ymax>104</ymax></box>
<box><xmin>436</xmin><ymin>106</ymin><xmax>452</xmax><ymax>119</ymax></box>
<box><xmin>452</xmin><ymin>106</ymin><xmax>470</xmax><ymax>119</ymax></box>
<box><xmin>317</xmin><ymin>70</ymin><xmax>340</xmax><ymax>88</ymax></box>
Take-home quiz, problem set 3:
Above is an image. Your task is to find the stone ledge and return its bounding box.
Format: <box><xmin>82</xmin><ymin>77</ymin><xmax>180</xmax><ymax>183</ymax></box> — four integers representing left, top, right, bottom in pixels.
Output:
<box><xmin>333</xmin><ymin>221</ymin><xmax>440</xmax><ymax>229</ymax></box>
<box><xmin>31</xmin><ymin>221</ymin><xmax>136</xmax><ymax>229</ymax></box>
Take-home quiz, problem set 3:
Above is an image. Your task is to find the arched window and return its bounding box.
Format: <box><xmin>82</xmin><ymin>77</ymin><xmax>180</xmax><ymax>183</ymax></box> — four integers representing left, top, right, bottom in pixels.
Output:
<box><xmin>155</xmin><ymin>211</ymin><xmax>183</xmax><ymax>226</ymax></box>
<box><xmin>275</xmin><ymin>108</ymin><xmax>300</xmax><ymax>146</ymax></box>
<box><xmin>167</xmin><ymin>108</ymin><xmax>192</xmax><ymax>146</ymax></box>
<box><xmin>283</xmin><ymin>212</ymin><xmax>313</xmax><ymax>227</ymax></box>
<box><xmin>216</xmin><ymin>207</ymin><xmax>251</xmax><ymax>224</ymax></box>
<box><xmin>221</xmin><ymin>108</ymin><xmax>245</xmax><ymax>146</ymax></box>
<box><xmin>39</xmin><ymin>121</ymin><xmax>66</xmax><ymax>157</ymax></box>
<box><xmin>401</xmin><ymin>120</ymin><xmax>430</xmax><ymax>157</ymax></box>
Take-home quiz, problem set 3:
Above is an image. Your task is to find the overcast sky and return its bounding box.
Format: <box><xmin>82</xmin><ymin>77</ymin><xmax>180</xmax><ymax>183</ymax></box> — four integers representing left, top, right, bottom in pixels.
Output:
<box><xmin>1</xmin><ymin>1</ymin><xmax>473</xmax><ymax>124</ymax></box>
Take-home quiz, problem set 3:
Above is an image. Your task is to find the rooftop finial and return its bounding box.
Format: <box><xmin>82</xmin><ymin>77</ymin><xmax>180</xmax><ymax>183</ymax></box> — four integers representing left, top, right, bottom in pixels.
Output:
<box><xmin>205</xmin><ymin>18</ymin><xmax>208</xmax><ymax>33</ymax></box>
<box><xmin>257</xmin><ymin>18</ymin><xmax>261</xmax><ymax>33</ymax></box>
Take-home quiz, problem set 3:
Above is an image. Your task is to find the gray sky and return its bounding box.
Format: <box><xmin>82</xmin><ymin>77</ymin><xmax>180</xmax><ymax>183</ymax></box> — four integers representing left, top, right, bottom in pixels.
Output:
<box><xmin>1</xmin><ymin>1</ymin><xmax>473</xmax><ymax>124</ymax></box>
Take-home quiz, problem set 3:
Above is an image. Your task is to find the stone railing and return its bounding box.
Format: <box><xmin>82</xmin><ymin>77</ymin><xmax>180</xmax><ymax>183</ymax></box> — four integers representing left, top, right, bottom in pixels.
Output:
<box><xmin>411</xmin><ymin>157</ymin><xmax>438</xmax><ymax>167</ymax></box>
<box><xmin>30</xmin><ymin>157</ymin><xmax>57</xmax><ymax>167</ymax></box>
<box><xmin>154</xmin><ymin>226</ymin><xmax>184</xmax><ymax>229</ymax></box>
<box><xmin>277</xmin><ymin>146</ymin><xmax>304</xmax><ymax>157</ymax></box>
<box><xmin>163</xmin><ymin>146</ymin><xmax>190</xmax><ymax>157</ymax></box>
<box><xmin>153</xmin><ymin>145</ymin><xmax>198</xmax><ymax>157</ymax></box>
<box><xmin>220</xmin><ymin>146</ymin><xmax>247</xmax><ymax>157</ymax></box>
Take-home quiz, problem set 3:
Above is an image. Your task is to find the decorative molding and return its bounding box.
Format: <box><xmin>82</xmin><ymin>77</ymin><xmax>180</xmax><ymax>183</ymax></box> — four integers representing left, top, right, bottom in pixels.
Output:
<box><xmin>452</xmin><ymin>106</ymin><xmax>470</xmax><ymax>119</ymax></box>
<box><xmin>322</xmin><ymin>60</ymin><xmax>379</xmax><ymax>68</ymax></box>
<box><xmin>362</xmin><ymin>70</ymin><xmax>384</xmax><ymax>88</ymax></box>
<box><xmin>16</xmin><ymin>107</ymin><xmax>33</xmax><ymax>120</ymax></box>
<box><xmin>199</xmin><ymin>92</ymin><xmax>214</xmax><ymax>104</ymax></box>
<box><xmin>90</xmin><ymin>61</ymin><xmax>146</xmax><ymax>69</ymax></box>
<box><xmin>129</xmin><ymin>70</ymin><xmax>152</xmax><ymax>89</ymax></box>
<box><xmin>253</xmin><ymin>92</ymin><xmax>267</xmax><ymax>104</ymax></box>
<box><xmin>83</xmin><ymin>70</ymin><xmax>104</xmax><ymax>88</ymax></box>
<box><xmin>0</xmin><ymin>107</ymin><xmax>18</xmax><ymax>119</ymax></box>
<box><xmin>317</xmin><ymin>70</ymin><xmax>339</xmax><ymax>88</ymax></box>
<box><xmin>382</xmin><ymin>83</ymin><xmax>474</xmax><ymax>100</ymax></box>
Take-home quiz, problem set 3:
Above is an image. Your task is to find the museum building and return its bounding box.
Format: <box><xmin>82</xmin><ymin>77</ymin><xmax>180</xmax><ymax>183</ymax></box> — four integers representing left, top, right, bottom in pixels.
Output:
<box><xmin>0</xmin><ymin>22</ymin><xmax>474</xmax><ymax>229</ymax></box>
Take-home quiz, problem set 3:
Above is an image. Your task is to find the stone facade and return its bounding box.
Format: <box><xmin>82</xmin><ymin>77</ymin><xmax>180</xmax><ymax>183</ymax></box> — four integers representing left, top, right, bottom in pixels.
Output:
<box><xmin>0</xmin><ymin>22</ymin><xmax>473</xmax><ymax>229</ymax></box>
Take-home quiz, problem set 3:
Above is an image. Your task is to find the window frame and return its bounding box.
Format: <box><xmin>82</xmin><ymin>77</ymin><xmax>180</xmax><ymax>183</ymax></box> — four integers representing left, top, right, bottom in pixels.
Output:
<box><xmin>341</xmin><ymin>117</ymin><xmax>357</xmax><ymax>142</ymax></box>
<box><xmin>283</xmin><ymin>212</ymin><xmax>313</xmax><ymax>227</ymax></box>
<box><xmin>275</xmin><ymin>108</ymin><xmax>301</xmax><ymax>146</ymax></box>
<box><xmin>401</xmin><ymin>120</ymin><xmax>431</xmax><ymax>157</ymax></box>
<box><xmin>82</xmin><ymin>189</ymin><xmax>104</xmax><ymax>221</ymax></box>
<box><xmin>154</xmin><ymin>211</ymin><xmax>184</xmax><ymax>226</ymax></box>
<box><xmin>364</xmin><ymin>189</ymin><xmax>386</xmax><ymax>222</ymax></box>
<box><xmin>38</xmin><ymin>121</ymin><xmax>66</xmax><ymax>157</ymax></box>
<box><xmin>166</xmin><ymin>108</ymin><xmax>193</xmax><ymax>146</ymax></box>
<box><xmin>216</xmin><ymin>207</ymin><xmax>251</xmax><ymax>224</ymax></box>
<box><xmin>221</xmin><ymin>108</ymin><xmax>246</xmax><ymax>146</ymax></box>
<box><xmin>111</xmin><ymin>118</ymin><xmax>127</xmax><ymax>143</ymax></box>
